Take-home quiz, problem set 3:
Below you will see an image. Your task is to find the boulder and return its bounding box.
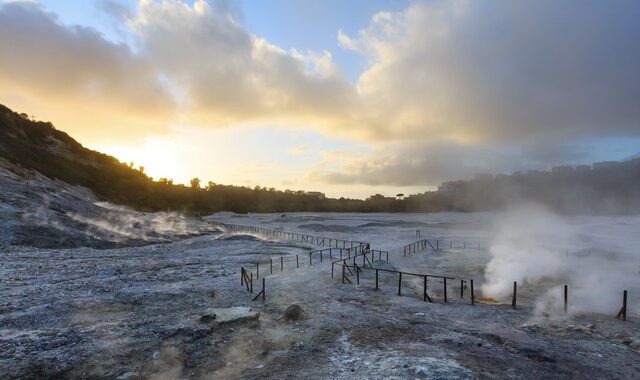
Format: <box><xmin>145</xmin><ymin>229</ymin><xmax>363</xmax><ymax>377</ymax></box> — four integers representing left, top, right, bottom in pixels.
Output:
<box><xmin>283</xmin><ymin>304</ymin><xmax>305</xmax><ymax>321</ymax></box>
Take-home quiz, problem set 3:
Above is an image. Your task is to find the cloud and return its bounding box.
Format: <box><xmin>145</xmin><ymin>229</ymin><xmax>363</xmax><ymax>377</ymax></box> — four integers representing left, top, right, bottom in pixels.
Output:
<box><xmin>343</xmin><ymin>0</ymin><xmax>640</xmax><ymax>144</ymax></box>
<box><xmin>309</xmin><ymin>0</ymin><xmax>640</xmax><ymax>187</ymax></box>
<box><xmin>0</xmin><ymin>0</ymin><xmax>358</xmax><ymax>141</ymax></box>
<box><xmin>309</xmin><ymin>138</ymin><xmax>610</xmax><ymax>187</ymax></box>
<box><xmin>97</xmin><ymin>0</ymin><xmax>134</xmax><ymax>20</ymax></box>
<box><xmin>309</xmin><ymin>140</ymin><xmax>523</xmax><ymax>187</ymax></box>
<box><xmin>287</xmin><ymin>146</ymin><xmax>310</xmax><ymax>155</ymax></box>
<box><xmin>128</xmin><ymin>0</ymin><xmax>356</xmax><ymax>129</ymax></box>
<box><xmin>0</xmin><ymin>1</ymin><xmax>175</xmax><ymax>140</ymax></box>
<box><xmin>2</xmin><ymin>0</ymin><xmax>640</xmax><ymax>188</ymax></box>
<box><xmin>4</xmin><ymin>0</ymin><xmax>640</xmax><ymax>144</ymax></box>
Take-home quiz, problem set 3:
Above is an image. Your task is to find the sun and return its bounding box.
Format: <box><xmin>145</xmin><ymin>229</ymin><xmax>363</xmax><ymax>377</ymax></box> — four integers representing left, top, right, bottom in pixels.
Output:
<box><xmin>95</xmin><ymin>138</ymin><xmax>190</xmax><ymax>184</ymax></box>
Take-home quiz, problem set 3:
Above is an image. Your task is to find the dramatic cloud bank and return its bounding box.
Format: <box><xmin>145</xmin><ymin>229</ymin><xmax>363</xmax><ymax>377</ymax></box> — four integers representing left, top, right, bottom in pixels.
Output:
<box><xmin>0</xmin><ymin>1</ymin><xmax>174</xmax><ymax>138</ymax></box>
<box><xmin>342</xmin><ymin>1</ymin><xmax>640</xmax><ymax>143</ymax></box>
<box><xmin>1</xmin><ymin>0</ymin><xmax>639</xmax><ymax>188</ymax></box>
<box><xmin>320</xmin><ymin>0</ymin><xmax>640</xmax><ymax>185</ymax></box>
<box><xmin>129</xmin><ymin>0</ymin><xmax>356</xmax><ymax>128</ymax></box>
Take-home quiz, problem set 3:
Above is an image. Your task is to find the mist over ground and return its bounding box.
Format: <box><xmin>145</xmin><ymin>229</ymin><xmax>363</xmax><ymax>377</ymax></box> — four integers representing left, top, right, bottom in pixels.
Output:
<box><xmin>2</xmin><ymin>197</ymin><xmax>640</xmax><ymax>378</ymax></box>
<box><xmin>482</xmin><ymin>204</ymin><xmax>640</xmax><ymax>316</ymax></box>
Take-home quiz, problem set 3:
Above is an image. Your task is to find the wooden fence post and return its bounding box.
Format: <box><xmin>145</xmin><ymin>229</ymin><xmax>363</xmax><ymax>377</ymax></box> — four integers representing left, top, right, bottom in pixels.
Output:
<box><xmin>564</xmin><ymin>285</ymin><xmax>568</xmax><ymax>314</ymax></box>
<box><xmin>617</xmin><ymin>290</ymin><xmax>628</xmax><ymax>321</ymax></box>
<box><xmin>471</xmin><ymin>279</ymin><xmax>475</xmax><ymax>305</ymax></box>
<box><xmin>443</xmin><ymin>278</ymin><xmax>448</xmax><ymax>303</ymax></box>
<box><xmin>512</xmin><ymin>281</ymin><xmax>517</xmax><ymax>309</ymax></box>
<box><xmin>398</xmin><ymin>272</ymin><xmax>402</xmax><ymax>295</ymax></box>
<box><xmin>423</xmin><ymin>276</ymin><xmax>427</xmax><ymax>302</ymax></box>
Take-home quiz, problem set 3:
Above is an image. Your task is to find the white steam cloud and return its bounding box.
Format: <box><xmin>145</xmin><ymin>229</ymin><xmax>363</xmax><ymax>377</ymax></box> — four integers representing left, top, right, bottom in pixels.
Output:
<box><xmin>483</xmin><ymin>204</ymin><xmax>640</xmax><ymax>315</ymax></box>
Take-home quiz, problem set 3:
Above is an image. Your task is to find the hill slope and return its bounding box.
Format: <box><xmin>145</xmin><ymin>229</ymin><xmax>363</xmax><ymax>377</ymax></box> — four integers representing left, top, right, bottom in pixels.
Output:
<box><xmin>2</xmin><ymin>103</ymin><xmax>640</xmax><ymax>215</ymax></box>
<box><xmin>0</xmin><ymin>104</ymin><xmax>367</xmax><ymax>214</ymax></box>
<box><xmin>0</xmin><ymin>104</ymin><xmax>177</xmax><ymax>211</ymax></box>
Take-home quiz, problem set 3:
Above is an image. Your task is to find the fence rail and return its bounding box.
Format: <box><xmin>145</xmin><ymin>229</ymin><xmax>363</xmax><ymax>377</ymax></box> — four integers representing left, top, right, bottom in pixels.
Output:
<box><xmin>218</xmin><ymin>223</ymin><xmax>367</xmax><ymax>248</ymax></box>
<box><xmin>403</xmin><ymin>238</ymin><xmax>485</xmax><ymax>255</ymax></box>
<box><xmin>227</xmin><ymin>222</ymin><xmax>632</xmax><ymax>321</ymax></box>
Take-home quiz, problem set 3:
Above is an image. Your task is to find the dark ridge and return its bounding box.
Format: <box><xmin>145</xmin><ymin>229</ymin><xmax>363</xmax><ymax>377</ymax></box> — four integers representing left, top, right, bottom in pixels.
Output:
<box><xmin>2</xmin><ymin>103</ymin><xmax>639</xmax><ymax>214</ymax></box>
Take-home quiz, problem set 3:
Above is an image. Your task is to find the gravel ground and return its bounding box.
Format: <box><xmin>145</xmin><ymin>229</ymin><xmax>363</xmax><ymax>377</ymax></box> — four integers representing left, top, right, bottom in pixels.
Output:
<box><xmin>1</xmin><ymin>212</ymin><xmax>639</xmax><ymax>379</ymax></box>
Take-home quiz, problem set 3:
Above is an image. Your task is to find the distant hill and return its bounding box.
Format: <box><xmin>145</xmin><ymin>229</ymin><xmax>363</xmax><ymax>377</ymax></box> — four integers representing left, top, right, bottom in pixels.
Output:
<box><xmin>0</xmin><ymin>104</ymin><xmax>365</xmax><ymax>214</ymax></box>
<box><xmin>0</xmin><ymin>104</ymin><xmax>168</xmax><ymax>210</ymax></box>
<box><xmin>426</xmin><ymin>159</ymin><xmax>640</xmax><ymax>214</ymax></box>
<box><xmin>1</xmin><ymin>103</ymin><xmax>639</xmax><ymax>214</ymax></box>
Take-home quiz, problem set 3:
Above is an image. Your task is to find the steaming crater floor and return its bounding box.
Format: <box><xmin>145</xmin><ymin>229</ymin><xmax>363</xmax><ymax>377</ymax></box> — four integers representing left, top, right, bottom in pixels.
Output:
<box><xmin>1</xmin><ymin>212</ymin><xmax>640</xmax><ymax>379</ymax></box>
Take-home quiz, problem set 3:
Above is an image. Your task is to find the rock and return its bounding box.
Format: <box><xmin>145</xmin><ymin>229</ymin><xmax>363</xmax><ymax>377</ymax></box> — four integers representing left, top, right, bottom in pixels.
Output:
<box><xmin>622</xmin><ymin>338</ymin><xmax>640</xmax><ymax>349</ymax></box>
<box><xmin>116</xmin><ymin>372</ymin><xmax>139</xmax><ymax>380</ymax></box>
<box><xmin>200</xmin><ymin>314</ymin><xmax>216</xmax><ymax>323</ymax></box>
<box><xmin>200</xmin><ymin>306</ymin><xmax>260</xmax><ymax>325</ymax></box>
<box><xmin>283</xmin><ymin>304</ymin><xmax>305</xmax><ymax>321</ymax></box>
<box><xmin>415</xmin><ymin>366</ymin><xmax>429</xmax><ymax>376</ymax></box>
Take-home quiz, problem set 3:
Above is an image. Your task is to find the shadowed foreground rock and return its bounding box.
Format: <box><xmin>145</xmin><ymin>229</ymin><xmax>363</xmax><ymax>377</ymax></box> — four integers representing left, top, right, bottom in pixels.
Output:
<box><xmin>283</xmin><ymin>304</ymin><xmax>305</xmax><ymax>321</ymax></box>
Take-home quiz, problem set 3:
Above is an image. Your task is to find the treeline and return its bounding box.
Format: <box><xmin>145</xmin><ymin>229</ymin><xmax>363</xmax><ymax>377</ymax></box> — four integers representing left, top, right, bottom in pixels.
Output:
<box><xmin>0</xmin><ymin>104</ymin><xmax>370</xmax><ymax>213</ymax></box>
<box><xmin>2</xmin><ymin>104</ymin><xmax>639</xmax><ymax>214</ymax></box>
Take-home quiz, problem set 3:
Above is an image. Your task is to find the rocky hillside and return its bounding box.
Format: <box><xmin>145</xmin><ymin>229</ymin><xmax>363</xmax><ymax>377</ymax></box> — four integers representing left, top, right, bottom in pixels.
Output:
<box><xmin>0</xmin><ymin>157</ymin><xmax>215</xmax><ymax>248</ymax></box>
<box><xmin>0</xmin><ymin>104</ymin><xmax>221</xmax><ymax>248</ymax></box>
<box><xmin>0</xmin><ymin>104</ymin><xmax>168</xmax><ymax>210</ymax></box>
<box><xmin>0</xmin><ymin>104</ymin><xmax>367</xmax><ymax>214</ymax></box>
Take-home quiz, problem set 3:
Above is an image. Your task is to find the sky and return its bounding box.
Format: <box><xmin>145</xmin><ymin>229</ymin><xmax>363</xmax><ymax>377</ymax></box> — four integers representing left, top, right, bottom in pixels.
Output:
<box><xmin>1</xmin><ymin>0</ymin><xmax>640</xmax><ymax>199</ymax></box>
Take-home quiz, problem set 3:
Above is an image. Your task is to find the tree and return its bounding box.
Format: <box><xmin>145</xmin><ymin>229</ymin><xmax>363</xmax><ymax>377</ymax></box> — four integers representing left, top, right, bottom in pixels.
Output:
<box><xmin>190</xmin><ymin>177</ymin><xmax>201</xmax><ymax>189</ymax></box>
